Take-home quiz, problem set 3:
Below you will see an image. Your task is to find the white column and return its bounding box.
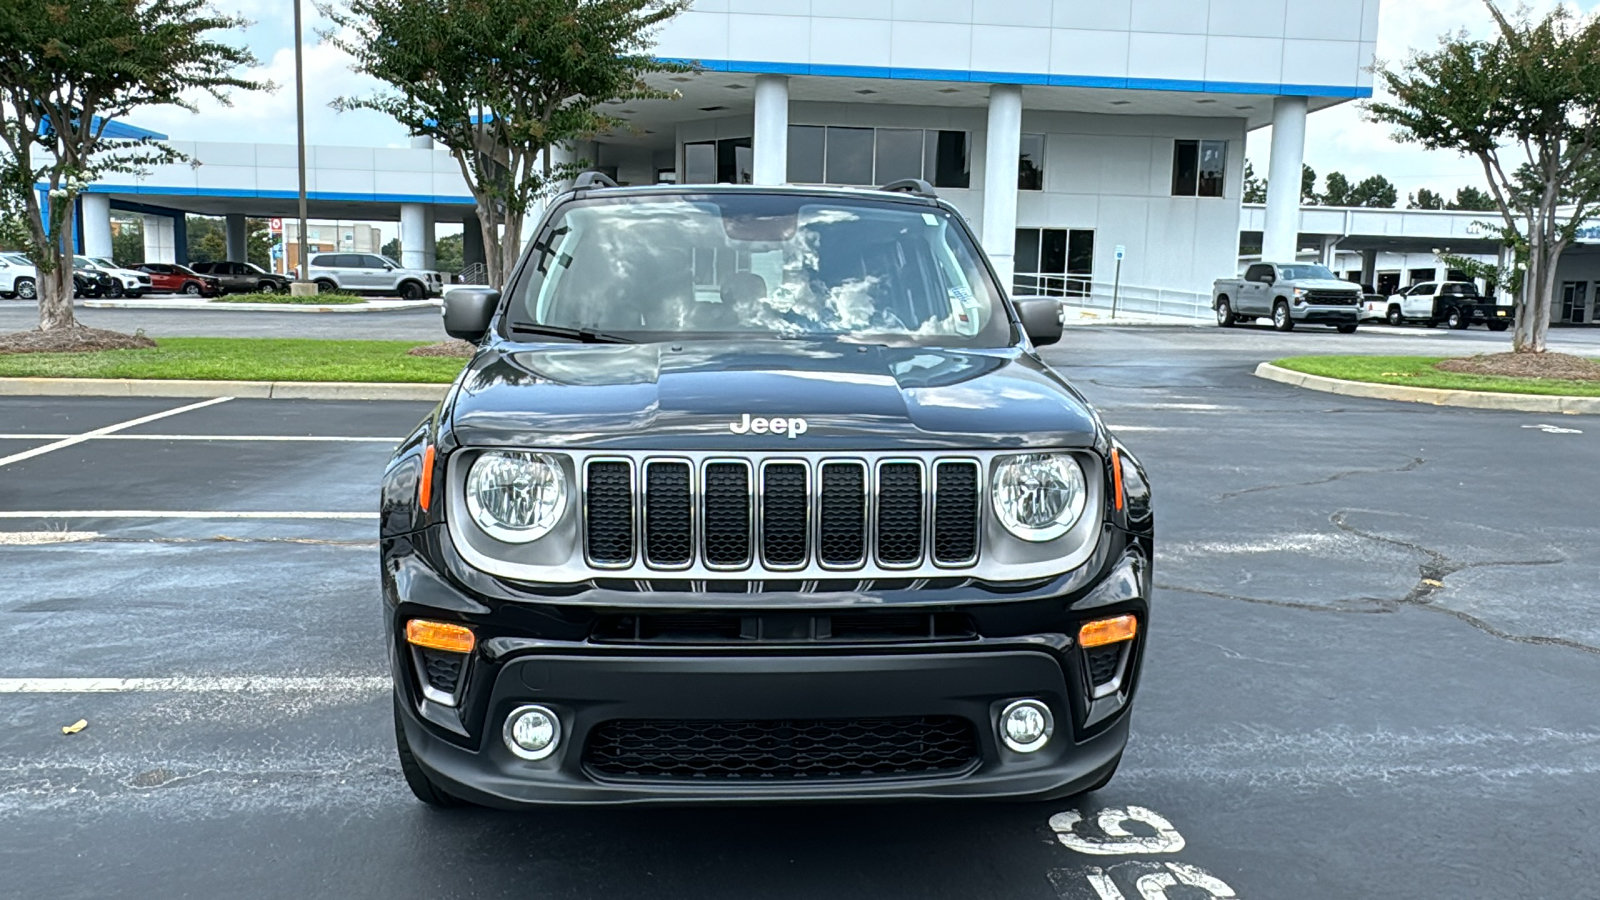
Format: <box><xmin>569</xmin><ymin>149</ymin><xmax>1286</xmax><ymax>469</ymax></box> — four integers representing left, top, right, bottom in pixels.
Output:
<box><xmin>1360</xmin><ymin>249</ymin><xmax>1378</xmax><ymax>287</ymax></box>
<box><xmin>81</xmin><ymin>193</ymin><xmax>113</xmax><ymax>259</ymax></box>
<box><xmin>225</xmin><ymin>213</ymin><xmax>248</xmax><ymax>262</ymax></box>
<box><xmin>981</xmin><ymin>84</ymin><xmax>1024</xmax><ymax>290</ymax></box>
<box><xmin>1319</xmin><ymin>236</ymin><xmax>1338</xmax><ymax>268</ymax></box>
<box><xmin>752</xmin><ymin>74</ymin><xmax>790</xmax><ymax>186</ymax></box>
<box><xmin>422</xmin><ymin>209</ymin><xmax>437</xmax><ymax>270</ymax></box>
<box><xmin>399</xmin><ymin>202</ymin><xmax>427</xmax><ymax>270</ymax></box>
<box><xmin>142</xmin><ymin>215</ymin><xmax>176</xmax><ymax>264</ymax></box>
<box><xmin>1262</xmin><ymin>96</ymin><xmax>1308</xmax><ymax>263</ymax></box>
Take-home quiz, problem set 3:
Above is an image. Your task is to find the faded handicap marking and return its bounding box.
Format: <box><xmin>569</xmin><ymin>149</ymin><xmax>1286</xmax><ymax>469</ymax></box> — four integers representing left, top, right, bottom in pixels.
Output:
<box><xmin>1049</xmin><ymin>806</ymin><xmax>1185</xmax><ymax>855</ymax></box>
<box><xmin>1048</xmin><ymin>806</ymin><xmax>1239</xmax><ymax>899</ymax></box>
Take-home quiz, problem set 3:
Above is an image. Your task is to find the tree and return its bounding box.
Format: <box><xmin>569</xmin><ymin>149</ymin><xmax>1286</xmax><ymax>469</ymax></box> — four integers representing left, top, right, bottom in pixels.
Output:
<box><xmin>381</xmin><ymin>236</ymin><xmax>401</xmax><ymax>260</ymax></box>
<box><xmin>1349</xmin><ymin>174</ymin><xmax>1398</xmax><ymax>208</ymax></box>
<box><xmin>187</xmin><ymin>216</ymin><xmax>227</xmax><ymax>264</ymax></box>
<box><xmin>1370</xmin><ymin>2</ymin><xmax>1600</xmax><ymax>353</ymax></box>
<box><xmin>1242</xmin><ymin>160</ymin><xmax>1267</xmax><ymax>203</ymax></box>
<box><xmin>1301</xmin><ymin>164</ymin><xmax>1318</xmax><ymax>205</ymax></box>
<box><xmin>1322</xmin><ymin>171</ymin><xmax>1353</xmax><ymax>206</ymax></box>
<box><xmin>0</xmin><ymin>1</ymin><xmax>262</xmax><ymax>334</ymax></box>
<box><xmin>1448</xmin><ymin>186</ymin><xmax>1498</xmax><ymax>211</ymax></box>
<box><xmin>1410</xmin><ymin>188</ymin><xmax>1447</xmax><ymax>209</ymax></box>
<box><xmin>110</xmin><ymin>217</ymin><xmax>143</xmax><ymax>265</ymax></box>
<box><xmin>434</xmin><ymin>232</ymin><xmax>464</xmax><ymax>275</ymax></box>
<box><xmin>327</xmin><ymin>0</ymin><xmax>690</xmax><ymax>288</ymax></box>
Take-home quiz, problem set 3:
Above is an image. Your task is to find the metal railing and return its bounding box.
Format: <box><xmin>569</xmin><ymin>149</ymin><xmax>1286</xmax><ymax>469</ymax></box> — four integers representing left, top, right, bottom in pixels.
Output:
<box><xmin>1014</xmin><ymin>277</ymin><xmax>1212</xmax><ymax>321</ymax></box>
<box><xmin>456</xmin><ymin>262</ymin><xmax>489</xmax><ymax>285</ymax></box>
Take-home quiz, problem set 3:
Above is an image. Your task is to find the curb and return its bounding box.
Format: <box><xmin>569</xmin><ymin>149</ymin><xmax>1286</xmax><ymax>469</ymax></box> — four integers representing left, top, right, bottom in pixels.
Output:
<box><xmin>82</xmin><ymin>298</ymin><xmax>441</xmax><ymax>314</ymax></box>
<box><xmin>0</xmin><ymin>377</ymin><xmax>449</xmax><ymax>402</ymax></box>
<box><xmin>1254</xmin><ymin>363</ymin><xmax>1600</xmax><ymax>414</ymax></box>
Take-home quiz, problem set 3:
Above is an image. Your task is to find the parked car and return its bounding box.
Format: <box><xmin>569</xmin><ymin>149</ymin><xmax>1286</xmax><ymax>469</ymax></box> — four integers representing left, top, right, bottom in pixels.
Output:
<box><xmin>383</xmin><ymin>177</ymin><xmax>1152</xmax><ymax>808</ymax></box>
<box><xmin>1381</xmin><ymin>281</ymin><xmax>1513</xmax><ymax>331</ymax></box>
<box><xmin>71</xmin><ymin>269</ymin><xmax>115</xmax><ymax>298</ymax></box>
<box><xmin>134</xmin><ymin>263</ymin><xmax>222</xmax><ymax>296</ymax></box>
<box><xmin>0</xmin><ymin>252</ymin><xmax>36</xmax><ymax>300</ymax></box>
<box><xmin>1212</xmin><ymin>263</ymin><xmax>1361</xmax><ymax>332</ymax></box>
<box><xmin>75</xmin><ymin>255</ymin><xmax>150</xmax><ymax>298</ymax></box>
<box><xmin>190</xmin><ymin>260</ymin><xmax>291</xmax><ymax>294</ymax></box>
<box><xmin>305</xmin><ymin>252</ymin><xmax>441</xmax><ymax>300</ymax></box>
<box><xmin>1356</xmin><ymin>283</ymin><xmax>1390</xmax><ymax>322</ymax></box>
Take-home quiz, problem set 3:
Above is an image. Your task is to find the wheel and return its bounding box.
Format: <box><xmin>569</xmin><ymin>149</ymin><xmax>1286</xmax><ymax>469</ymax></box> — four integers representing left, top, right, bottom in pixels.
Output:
<box><xmin>398</xmin><ymin>280</ymin><xmax>425</xmax><ymax>301</ymax></box>
<box><xmin>15</xmin><ymin>277</ymin><xmax>35</xmax><ymax>300</ymax></box>
<box><xmin>106</xmin><ymin>283</ymin><xmax>123</xmax><ymax>299</ymax></box>
<box><xmin>393</xmin><ymin>696</ymin><xmax>468</xmax><ymax>808</ymax></box>
<box><xmin>315</xmin><ymin>279</ymin><xmax>338</xmax><ymax>294</ymax></box>
<box><xmin>256</xmin><ymin>280</ymin><xmax>277</xmax><ymax>293</ymax></box>
<box><xmin>1387</xmin><ymin>307</ymin><xmax>1404</xmax><ymax>327</ymax></box>
<box><xmin>1448</xmin><ymin>308</ymin><xmax>1468</xmax><ymax>329</ymax></box>
<box><xmin>1488</xmin><ymin>321</ymin><xmax>1510</xmax><ymax>332</ymax></box>
<box><xmin>182</xmin><ymin>281</ymin><xmax>202</xmax><ymax>296</ymax></box>
<box><xmin>1272</xmin><ymin>301</ymin><xmax>1294</xmax><ymax>332</ymax></box>
<box><xmin>1337</xmin><ymin>323</ymin><xmax>1358</xmax><ymax>334</ymax></box>
<box><xmin>1214</xmin><ymin>296</ymin><xmax>1234</xmax><ymax>327</ymax></box>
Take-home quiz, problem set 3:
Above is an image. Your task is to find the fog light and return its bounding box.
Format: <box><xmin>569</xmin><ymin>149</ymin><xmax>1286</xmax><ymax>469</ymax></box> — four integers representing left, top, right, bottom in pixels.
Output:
<box><xmin>999</xmin><ymin>699</ymin><xmax>1054</xmax><ymax>753</ymax></box>
<box><xmin>503</xmin><ymin>705</ymin><xmax>561</xmax><ymax>760</ymax></box>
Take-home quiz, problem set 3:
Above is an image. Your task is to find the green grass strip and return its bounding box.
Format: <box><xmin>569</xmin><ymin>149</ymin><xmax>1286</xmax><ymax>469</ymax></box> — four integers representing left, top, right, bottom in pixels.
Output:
<box><xmin>1273</xmin><ymin>355</ymin><xmax>1600</xmax><ymax>398</ymax></box>
<box><xmin>210</xmin><ymin>292</ymin><xmax>365</xmax><ymax>305</ymax></box>
<box><xmin>0</xmin><ymin>337</ymin><xmax>467</xmax><ymax>383</ymax></box>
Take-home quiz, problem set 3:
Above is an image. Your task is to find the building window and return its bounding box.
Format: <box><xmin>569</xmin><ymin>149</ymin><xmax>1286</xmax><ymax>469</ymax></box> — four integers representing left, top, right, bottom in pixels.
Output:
<box><xmin>1407</xmin><ymin>268</ymin><xmax>1435</xmax><ymax>286</ymax></box>
<box><xmin>1172</xmin><ymin>140</ymin><xmax>1226</xmax><ymax>197</ymax></box>
<box><xmin>1019</xmin><ymin>134</ymin><xmax>1045</xmax><ymax>191</ymax></box>
<box><xmin>684</xmin><ymin>137</ymin><xmax>752</xmax><ymax>184</ymax></box>
<box><xmin>787</xmin><ymin>126</ymin><xmax>970</xmax><ymax>188</ymax></box>
<box><xmin>1013</xmin><ymin>228</ymin><xmax>1094</xmax><ymax>297</ymax></box>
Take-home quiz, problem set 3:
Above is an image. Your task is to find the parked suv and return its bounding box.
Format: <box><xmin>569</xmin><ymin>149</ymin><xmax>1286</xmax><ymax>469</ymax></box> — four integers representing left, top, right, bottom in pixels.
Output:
<box><xmin>1382</xmin><ymin>281</ymin><xmax>1513</xmax><ymax>331</ymax></box>
<box><xmin>306</xmin><ymin>253</ymin><xmax>440</xmax><ymax>300</ymax></box>
<box><xmin>190</xmin><ymin>260</ymin><xmax>291</xmax><ymax>294</ymax></box>
<box><xmin>1212</xmin><ymin>263</ymin><xmax>1361</xmax><ymax>332</ymax></box>
<box><xmin>0</xmin><ymin>253</ymin><xmax>36</xmax><ymax>300</ymax></box>
<box><xmin>134</xmin><ymin>263</ymin><xmax>221</xmax><ymax>296</ymax></box>
<box><xmin>382</xmin><ymin>178</ymin><xmax>1153</xmax><ymax>808</ymax></box>
<box><xmin>75</xmin><ymin>256</ymin><xmax>150</xmax><ymax>298</ymax></box>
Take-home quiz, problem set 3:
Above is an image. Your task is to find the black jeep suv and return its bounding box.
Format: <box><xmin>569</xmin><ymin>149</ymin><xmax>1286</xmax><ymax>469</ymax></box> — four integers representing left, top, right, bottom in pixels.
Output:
<box><xmin>380</xmin><ymin>177</ymin><xmax>1153</xmax><ymax>807</ymax></box>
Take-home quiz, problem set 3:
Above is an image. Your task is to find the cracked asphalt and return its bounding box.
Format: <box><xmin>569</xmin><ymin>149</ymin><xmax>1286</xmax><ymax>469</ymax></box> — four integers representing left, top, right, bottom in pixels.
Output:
<box><xmin>1</xmin><ymin>323</ymin><xmax>1598</xmax><ymax>899</ymax></box>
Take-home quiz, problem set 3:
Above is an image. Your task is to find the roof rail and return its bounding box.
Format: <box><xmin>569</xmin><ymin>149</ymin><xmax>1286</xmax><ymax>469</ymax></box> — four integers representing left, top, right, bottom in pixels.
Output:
<box><xmin>572</xmin><ymin>170</ymin><xmax>620</xmax><ymax>190</ymax></box>
<box><xmin>878</xmin><ymin>178</ymin><xmax>938</xmax><ymax>199</ymax></box>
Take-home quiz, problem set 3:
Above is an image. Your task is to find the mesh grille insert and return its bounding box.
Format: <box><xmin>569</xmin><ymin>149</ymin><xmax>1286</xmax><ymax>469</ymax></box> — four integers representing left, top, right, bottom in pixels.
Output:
<box><xmin>876</xmin><ymin>463</ymin><xmax>924</xmax><ymax>565</ymax></box>
<box><xmin>644</xmin><ymin>462</ymin><xmax>692</xmax><ymax>566</ymax></box>
<box><xmin>584</xmin><ymin>716</ymin><xmax>979</xmax><ymax>780</ymax></box>
<box><xmin>818</xmin><ymin>463</ymin><xmax>867</xmax><ymax>566</ymax></box>
<box><xmin>761</xmin><ymin>463</ymin><xmax>809</xmax><ymax>567</ymax></box>
<box><xmin>585</xmin><ymin>461</ymin><xmax>634</xmax><ymax>565</ymax></box>
<box><xmin>702</xmin><ymin>462</ymin><xmax>751</xmax><ymax>567</ymax></box>
<box><xmin>419</xmin><ymin>649</ymin><xmax>463</xmax><ymax>695</ymax></box>
<box><xmin>1087</xmin><ymin>646</ymin><xmax>1122</xmax><ymax>685</ymax></box>
<box><xmin>933</xmin><ymin>462</ymin><xmax>979</xmax><ymax>564</ymax></box>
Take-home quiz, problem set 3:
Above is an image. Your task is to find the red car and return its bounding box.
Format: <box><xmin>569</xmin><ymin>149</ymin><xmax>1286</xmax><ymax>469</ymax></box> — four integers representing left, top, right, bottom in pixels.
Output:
<box><xmin>134</xmin><ymin>263</ymin><xmax>222</xmax><ymax>296</ymax></box>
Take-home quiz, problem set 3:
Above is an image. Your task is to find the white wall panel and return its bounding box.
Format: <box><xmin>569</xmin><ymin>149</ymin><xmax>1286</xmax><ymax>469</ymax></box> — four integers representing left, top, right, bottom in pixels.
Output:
<box><xmin>1129</xmin><ymin>0</ymin><xmax>1210</xmax><ymax>35</ymax></box>
<box><xmin>193</xmin><ymin>165</ymin><xmax>258</xmax><ymax>191</ymax></box>
<box><xmin>892</xmin><ymin>0</ymin><xmax>973</xmax><ymax>25</ymax></box>
<box><xmin>975</xmin><ymin>0</ymin><xmax>1052</xmax><ymax>27</ymax></box>
<box><xmin>1054</xmin><ymin>0</ymin><xmax>1132</xmax><ymax>33</ymax></box>
<box><xmin>971</xmin><ymin>25</ymin><xmax>1051</xmax><ymax>74</ymax></box>
<box><xmin>811</xmin><ymin>17</ymin><xmax>893</xmax><ymax>68</ymax></box>
<box><xmin>810</xmin><ymin>0</ymin><xmax>893</xmax><ymax>19</ymax></box>
<box><xmin>1284</xmin><ymin>0</ymin><xmax>1364</xmax><ymax>41</ymax></box>
<box><xmin>1204</xmin><ymin>36</ymin><xmax>1285</xmax><ymax>85</ymax></box>
<box><xmin>1126</xmin><ymin>32</ymin><xmax>1208</xmax><ymax>82</ymax></box>
<box><xmin>727</xmin><ymin>14</ymin><xmax>808</xmax><ymax>64</ymax></box>
<box><xmin>1280</xmin><ymin>38</ymin><xmax>1360</xmax><ymax>86</ymax></box>
<box><xmin>1048</xmin><ymin>29</ymin><xmax>1130</xmax><ymax>78</ymax></box>
<box><xmin>655</xmin><ymin>11</ymin><xmax>730</xmax><ymax>60</ymax></box>
<box><xmin>1207</xmin><ymin>0</ymin><xmax>1287</xmax><ymax>38</ymax></box>
<box><xmin>889</xmin><ymin>21</ymin><xmax>973</xmax><ymax>70</ymax></box>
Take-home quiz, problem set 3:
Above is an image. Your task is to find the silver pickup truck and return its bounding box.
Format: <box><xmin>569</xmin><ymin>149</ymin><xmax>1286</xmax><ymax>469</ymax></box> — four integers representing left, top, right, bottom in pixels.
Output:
<box><xmin>1212</xmin><ymin>263</ymin><xmax>1361</xmax><ymax>333</ymax></box>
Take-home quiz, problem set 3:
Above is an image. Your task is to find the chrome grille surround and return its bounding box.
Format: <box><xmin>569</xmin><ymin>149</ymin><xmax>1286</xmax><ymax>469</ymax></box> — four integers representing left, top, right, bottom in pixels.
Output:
<box><xmin>446</xmin><ymin>449</ymin><xmax>1105</xmax><ymax>587</ymax></box>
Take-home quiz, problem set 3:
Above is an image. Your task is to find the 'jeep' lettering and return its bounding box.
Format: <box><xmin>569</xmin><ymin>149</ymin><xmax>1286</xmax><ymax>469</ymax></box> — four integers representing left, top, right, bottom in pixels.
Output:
<box><xmin>729</xmin><ymin>414</ymin><xmax>808</xmax><ymax>439</ymax></box>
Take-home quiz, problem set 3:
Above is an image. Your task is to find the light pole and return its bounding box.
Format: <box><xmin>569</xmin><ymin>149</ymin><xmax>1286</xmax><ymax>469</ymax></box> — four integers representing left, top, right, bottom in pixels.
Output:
<box><xmin>291</xmin><ymin>0</ymin><xmax>313</xmax><ymax>295</ymax></box>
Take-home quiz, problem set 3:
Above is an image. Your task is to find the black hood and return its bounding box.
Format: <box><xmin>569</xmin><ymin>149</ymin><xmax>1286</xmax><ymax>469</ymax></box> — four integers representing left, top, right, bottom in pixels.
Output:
<box><xmin>445</xmin><ymin>340</ymin><xmax>1102</xmax><ymax>451</ymax></box>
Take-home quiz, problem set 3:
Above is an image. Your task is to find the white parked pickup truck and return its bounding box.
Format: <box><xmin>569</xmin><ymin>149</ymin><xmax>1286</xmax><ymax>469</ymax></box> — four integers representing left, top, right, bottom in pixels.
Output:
<box><xmin>1212</xmin><ymin>263</ymin><xmax>1362</xmax><ymax>333</ymax></box>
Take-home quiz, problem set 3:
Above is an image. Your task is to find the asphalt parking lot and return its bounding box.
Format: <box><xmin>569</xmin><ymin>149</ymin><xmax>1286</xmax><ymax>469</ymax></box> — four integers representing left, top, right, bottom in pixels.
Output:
<box><xmin>1</xmin><ymin>322</ymin><xmax>1598</xmax><ymax>899</ymax></box>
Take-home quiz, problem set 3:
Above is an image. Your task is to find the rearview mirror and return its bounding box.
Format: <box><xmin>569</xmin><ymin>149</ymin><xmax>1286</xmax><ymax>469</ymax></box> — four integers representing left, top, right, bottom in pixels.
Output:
<box><xmin>442</xmin><ymin>287</ymin><xmax>500</xmax><ymax>341</ymax></box>
<box><xmin>1014</xmin><ymin>297</ymin><xmax>1063</xmax><ymax>347</ymax></box>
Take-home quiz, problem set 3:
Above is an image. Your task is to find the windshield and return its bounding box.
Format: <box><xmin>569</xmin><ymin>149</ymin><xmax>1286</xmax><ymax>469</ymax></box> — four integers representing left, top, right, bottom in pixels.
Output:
<box><xmin>1277</xmin><ymin>265</ymin><xmax>1338</xmax><ymax>281</ymax></box>
<box><xmin>3</xmin><ymin>253</ymin><xmax>31</xmax><ymax>266</ymax></box>
<box><xmin>72</xmin><ymin>257</ymin><xmax>95</xmax><ymax>270</ymax></box>
<box><xmin>509</xmin><ymin>193</ymin><xmax>1011</xmax><ymax>347</ymax></box>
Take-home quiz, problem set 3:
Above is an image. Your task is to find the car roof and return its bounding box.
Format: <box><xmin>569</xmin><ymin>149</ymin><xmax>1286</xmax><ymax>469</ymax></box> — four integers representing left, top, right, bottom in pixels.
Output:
<box><xmin>554</xmin><ymin>182</ymin><xmax>945</xmax><ymax>210</ymax></box>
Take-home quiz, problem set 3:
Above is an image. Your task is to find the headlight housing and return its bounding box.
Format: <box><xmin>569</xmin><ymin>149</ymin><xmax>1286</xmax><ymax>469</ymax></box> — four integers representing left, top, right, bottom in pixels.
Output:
<box><xmin>991</xmin><ymin>453</ymin><xmax>1088</xmax><ymax>542</ymax></box>
<box><xmin>465</xmin><ymin>451</ymin><xmax>568</xmax><ymax>543</ymax></box>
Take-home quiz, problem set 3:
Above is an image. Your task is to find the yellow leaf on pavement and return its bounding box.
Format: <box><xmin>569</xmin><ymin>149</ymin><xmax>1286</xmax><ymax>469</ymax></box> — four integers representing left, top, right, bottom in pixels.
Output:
<box><xmin>61</xmin><ymin>719</ymin><xmax>88</xmax><ymax>735</ymax></box>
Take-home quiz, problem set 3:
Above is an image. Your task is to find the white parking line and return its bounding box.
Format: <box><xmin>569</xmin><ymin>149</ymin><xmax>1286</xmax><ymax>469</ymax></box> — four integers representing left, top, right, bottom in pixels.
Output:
<box><xmin>0</xmin><ymin>511</ymin><xmax>379</xmax><ymax>520</ymax></box>
<box><xmin>0</xmin><ymin>433</ymin><xmax>398</xmax><ymax>443</ymax></box>
<box><xmin>0</xmin><ymin>676</ymin><xmax>389</xmax><ymax>693</ymax></box>
<box><xmin>0</xmin><ymin>397</ymin><xmax>233</xmax><ymax>469</ymax></box>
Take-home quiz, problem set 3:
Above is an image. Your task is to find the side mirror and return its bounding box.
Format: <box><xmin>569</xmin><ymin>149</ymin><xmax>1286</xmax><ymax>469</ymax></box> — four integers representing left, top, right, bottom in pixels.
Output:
<box><xmin>442</xmin><ymin>287</ymin><xmax>500</xmax><ymax>341</ymax></box>
<box><xmin>1262</xmin><ymin>273</ymin><xmax>1276</xmax><ymax>284</ymax></box>
<box><xmin>1014</xmin><ymin>297</ymin><xmax>1063</xmax><ymax>347</ymax></box>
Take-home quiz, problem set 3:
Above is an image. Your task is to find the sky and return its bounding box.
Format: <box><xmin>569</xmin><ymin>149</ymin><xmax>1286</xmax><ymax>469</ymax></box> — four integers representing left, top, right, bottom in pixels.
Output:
<box><xmin>129</xmin><ymin>0</ymin><xmax>1600</xmax><ymax>205</ymax></box>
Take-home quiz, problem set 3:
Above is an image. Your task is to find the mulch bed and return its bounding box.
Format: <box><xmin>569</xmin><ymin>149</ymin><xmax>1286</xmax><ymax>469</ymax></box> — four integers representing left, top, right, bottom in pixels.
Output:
<box><xmin>1436</xmin><ymin>352</ymin><xmax>1600</xmax><ymax>382</ymax></box>
<box><xmin>0</xmin><ymin>327</ymin><xmax>157</xmax><ymax>355</ymax></box>
<box><xmin>406</xmin><ymin>340</ymin><xmax>477</xmax><ymax>358</ymax></box>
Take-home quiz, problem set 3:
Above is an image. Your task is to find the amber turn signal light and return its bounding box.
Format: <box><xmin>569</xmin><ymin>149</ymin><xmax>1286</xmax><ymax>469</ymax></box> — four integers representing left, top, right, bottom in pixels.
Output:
<box><xmin>418</xmin><ymin>444</ymin><xmax>436</xmax><ymax>512</ymax></box>
<box><xmin>1079</xmin><ymin>614</ymin><xmax>1138</xmax><ymax>649</ymax></box>
<box><xmin>1110</xmin><ymin>448</ymin><xmax>1126</xmax><ymax>511</ymax></box>
<box><xmin>406</xmin><ymin>619</ymin><xmax>475</xmax><ymax>653</ymax></box>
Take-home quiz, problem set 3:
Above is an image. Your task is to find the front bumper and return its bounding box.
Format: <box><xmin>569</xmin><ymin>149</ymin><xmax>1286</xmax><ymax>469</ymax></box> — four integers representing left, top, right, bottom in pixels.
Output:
<box><xmin>1293</xmin><ymin>304</ymin><xmax>1359</xmax><ymax>324</ymax></box>
<box><xmin>384</xmin><ymin>526</ymin><xmax>1150</xmax><ymax>806</ymax></box>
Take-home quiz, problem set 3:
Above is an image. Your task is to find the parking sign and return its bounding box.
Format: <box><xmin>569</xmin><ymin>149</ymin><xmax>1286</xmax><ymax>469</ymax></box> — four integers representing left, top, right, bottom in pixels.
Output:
<box><xmin>269</xmin><ymin>217</ymin><xmax>284</xmax><ymax>233</ymax></box>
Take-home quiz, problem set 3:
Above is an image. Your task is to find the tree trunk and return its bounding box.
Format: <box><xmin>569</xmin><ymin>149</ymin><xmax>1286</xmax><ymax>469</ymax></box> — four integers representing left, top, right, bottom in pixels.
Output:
<box><xmin>501</xmin><ymin>214</ymin><xmax>523</xmax><ymax>288</ymax></box>
<box><xmin>38</xmin><ymin>266</ymin><xmax>77</xmax><ymax>331</ymax></box>
<box><xmin>478</xmin><ymin>203</ymin><xmax>502</xmax><ymax>288</ymax></box>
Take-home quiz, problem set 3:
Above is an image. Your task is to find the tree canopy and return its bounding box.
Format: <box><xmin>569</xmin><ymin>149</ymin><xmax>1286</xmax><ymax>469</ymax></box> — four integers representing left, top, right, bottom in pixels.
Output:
<box><xmin>0</xmin><ymin>0</ymin><xmax>263</xmax><ymax>332</ymax></box>
<box><xmin>1370</xmin><ymin>1</ymin><xmax>1600</xmax><ymax>352</ymax></box>
<box><xmin>326</xmin><ymin>0</ymin><xmax>690</xmax><ymax>287</ymax></box>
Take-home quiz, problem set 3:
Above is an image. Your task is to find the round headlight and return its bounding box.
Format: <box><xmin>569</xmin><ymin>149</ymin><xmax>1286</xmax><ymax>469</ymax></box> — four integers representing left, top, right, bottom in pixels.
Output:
<box><xmin>465</xmin><ymin>451</ymin><xmax>568</xmax><ymax>543</ymax></box>
<box><xmin>991</xmin><ymin>453</ymin><xmax>1088</xmax><ymax>542</ymax></box>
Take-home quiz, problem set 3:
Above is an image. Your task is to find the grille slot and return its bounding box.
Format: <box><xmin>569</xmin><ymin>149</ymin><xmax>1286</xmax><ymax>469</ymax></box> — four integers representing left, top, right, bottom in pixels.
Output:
<box><xmin>418</xmin><ymin>649</ymin><xmax>464</xmax><ymax>696</ymax></box>
<box><xmin>760</xmin><ymin>462</ymin><xmax>809</xmax><ymax>568</ymax></box>
<box><xmin>876</xmin><ymin>462</ymin><xmax>925</xmax><ymax>567</ymax></box>
<box><xmin>644</xmin><ymin>461</ymin><xmax>693</xmax><ymax>568</ymax></box>
<box><xmin>1086</xmin><ymin>646</ymin><xmax>1122</xmax><ymax>686</ymax></box>
<box><xmin>584</xmin><ymin>716</ymin><xmax>979</xmax><ymax>780</ymax></box>
<box><xmin>584</xmin><ymin>460</ymin><xmax>634</xmax><ymax>566</ymax></box>
<box><xmin>933</xmin><ymin>461</ymin><xmax>980</xmax><ymax>565</ymax></box>
<box><xmin>818</xmin><ymin>462</ymin><xmax>867</xmax><ymax>567</ymax></box>
<box><xmin>701</xmin><ymin>461</ymin><xmax>752</xmax><ymax>568</ymax></box>
<box><xmin>1305</xmin><ymin>290</ymin><xmax>1358</xmax><ymax>306</ymax></box>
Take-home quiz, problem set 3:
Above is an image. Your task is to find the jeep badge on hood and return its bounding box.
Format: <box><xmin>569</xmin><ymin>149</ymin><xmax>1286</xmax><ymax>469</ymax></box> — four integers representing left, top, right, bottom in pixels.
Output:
<box><xmin>729</xmin><ymin>414</ymin><xmax>808</xmax><ymax>437</ymax></box>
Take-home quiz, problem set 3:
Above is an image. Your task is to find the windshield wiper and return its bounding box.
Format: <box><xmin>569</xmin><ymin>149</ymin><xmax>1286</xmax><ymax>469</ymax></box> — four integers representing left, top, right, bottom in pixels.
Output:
<box><xmin>507</xmin><ymin>323</ymin><xmax>634</xmax><ymax>344</ymax></box>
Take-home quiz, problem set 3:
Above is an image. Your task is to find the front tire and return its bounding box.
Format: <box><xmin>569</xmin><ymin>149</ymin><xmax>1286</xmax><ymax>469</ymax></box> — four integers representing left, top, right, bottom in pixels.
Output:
<box><xmin>106</xmin><ymin>283</ymin><xmax>124</xmax><ymax>299</ymax></box>
<box><xmin>1272</xmin><ymin>301</ymin><xmax>1294</xmax><ymax>332</ymax></box>
<box><xmin>1448</xmin><ymin>308</ymin><xmax>1468</xmax><ymax>329</ymax></box>
<box><xmin>1215</xmin><ymin>297</ymin><xmax>1234</xmax><ymax>327</ymax></box>
<box><xmin>1387</xmin><ymin>307</ymin><xmax>1404</xmax><ymax>327</ymax></box>
<box><xmin>398</xmin><ymin>280</ymin><xmax>425</xmax><ymax>301</ymax></box>
<box><xmin>256</xmin><ymin>280</ymin><xmax>278</xmax><ymax>294</ymax></box>
<box><xmin>393</xmin><ymin>697</ymin><xmax>468</xmax><ymax>808</ymax></box>
<box><xmin>183</xmin><ymin>281</ymin><xmax>202</xmax><ymax>296</ymax></box>
<box><xmin>315</xmin><ymin>279</ymin><xmax>338</xmax><ymax>294</ymax></box>
<box><xmin>15</xmin><ymin>277</ymin><xmax>36</xmax><ymax>301</ymax></box>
